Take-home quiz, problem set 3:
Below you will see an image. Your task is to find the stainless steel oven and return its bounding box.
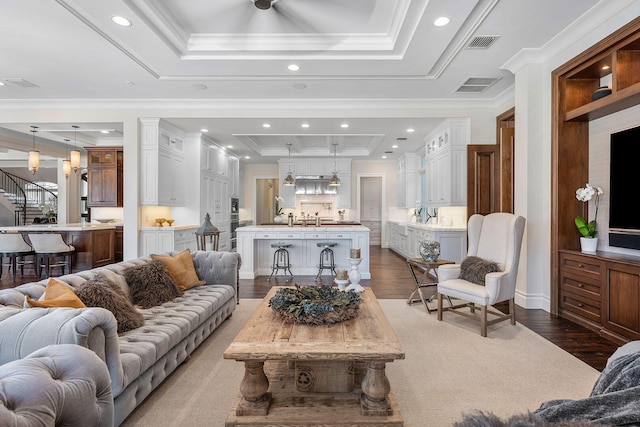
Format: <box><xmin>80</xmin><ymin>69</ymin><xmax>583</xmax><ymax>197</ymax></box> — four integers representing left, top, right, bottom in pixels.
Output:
<box><xmin>230</xmin><ymin>198</ymin><xmax>239</xmax><ymax>251</ymax></box>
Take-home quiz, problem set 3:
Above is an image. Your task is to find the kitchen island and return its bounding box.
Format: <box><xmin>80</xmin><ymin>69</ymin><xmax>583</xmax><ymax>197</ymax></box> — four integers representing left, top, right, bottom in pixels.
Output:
<box><xmin>237</xmin><ymin>225</ymin><xmax>370</xmax><ymax>280</ymax></box>
<box><xmin>0</xmin><ymin>223</ymin><xmax>117</xmax><ymax>272</ymax></box>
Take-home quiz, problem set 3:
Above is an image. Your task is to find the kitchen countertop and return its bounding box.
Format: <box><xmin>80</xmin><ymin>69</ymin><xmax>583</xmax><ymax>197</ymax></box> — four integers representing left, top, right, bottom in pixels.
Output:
<box><xmin>387</xmin><ymin>220</ymin><xmax>466</xmax><ymax>232</ymax></box>
<box><xmin>238</xmin><ymin>224</ymin><xmax>369</xmax><ymax>232</ymax></box>
<box><xmin>139</xmin><ymin>224</ymin><xmax>199</xmax><ymax>231</ymax></box>
<box><xmin>0</xmin><ymin>223</ymin><xmax>118</xmax><ymax>232</ymax></box>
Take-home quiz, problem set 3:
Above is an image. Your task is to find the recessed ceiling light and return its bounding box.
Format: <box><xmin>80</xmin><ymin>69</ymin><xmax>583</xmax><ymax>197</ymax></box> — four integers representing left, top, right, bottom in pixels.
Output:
<box><xmin>301</xmin><ymin>123</ymin><xmax>310</xmax><ymax>128</ymax></box>
<box><xmin>381</xmin><ymin>155</ymin><xmax>387</xmax><ymax>159</ymax></box>
<box><xmin>100</xmin><ymin>130</ymin><xmax>110</xmax><ymax>134</ymax></box>
<box><xmin>0</xmin><ymin>82</ymin><xmax>5</xmax><ymax>86</ymax></box>
<box><xmin>111</xmin><ymin>16</ymin><xmax>132</xmax><ymax>27</ymax></box>
<box><xmin>433</xmin><ymin>16</ymin><xmax>450</xmax><ymax>27</ymax></box>
<box><xmin>262</xmin><ymin>123</ymin><xmax>271</xmax><ymax>128</ymax></box>
<box><xmin>200</xmin><ymin>128</ymin><xmax>209</xmax><ymax>133</ymax></box>
<box><xmin>288</xmin><ymin>64</ymin><xmax>300</xmax><ymax>71</ymax></box>
<box><xmin>340</xmin><ymin>123</ymin><xmax>349</xmax><ymax>128</ymax></box>
<box><xmin>244</xmin><ymin>156</ymin><xmax>250</xmax><ymax>159</ymax></box>
<box><xmin>406</xmin><ymin>128</ymin><xmax>415</xmax><ymax>133</ymax></box>
<box><xmin>392</xmin><ymin>144</ymin><xmax>398</xmax><ymax>148</ymax></box>
<box><xmin>226</xmin><ymin>145</ymin><xmax>233</xmax><ymax>149</ymax></box>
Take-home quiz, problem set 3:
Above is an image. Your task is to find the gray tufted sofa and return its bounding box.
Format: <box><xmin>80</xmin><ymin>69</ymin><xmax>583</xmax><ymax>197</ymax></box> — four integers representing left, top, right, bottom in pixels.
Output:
<box><xmin>0</xmin><ymin>250</ymin><xmax>241</xmax><ymax>426</ymax></box>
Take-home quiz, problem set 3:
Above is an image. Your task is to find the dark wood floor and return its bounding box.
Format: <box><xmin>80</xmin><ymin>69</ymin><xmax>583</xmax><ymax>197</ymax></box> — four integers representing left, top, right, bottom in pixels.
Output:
<box><xmin>2</xmin><ymin>247</ymin><xmax>619</xmax><ymax>371</ymax></box>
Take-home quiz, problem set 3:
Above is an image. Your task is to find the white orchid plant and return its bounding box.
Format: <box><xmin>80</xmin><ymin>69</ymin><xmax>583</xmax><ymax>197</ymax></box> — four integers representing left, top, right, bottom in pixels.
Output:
<box><xmin>575</xmin><ymin>183</ymin><xmax>603</xmax><ymax>238</ymax></box>
<box><xmin>274</xmin><ymin>195</ymin><xmax>284</xmax><ymax>216</ymax></box>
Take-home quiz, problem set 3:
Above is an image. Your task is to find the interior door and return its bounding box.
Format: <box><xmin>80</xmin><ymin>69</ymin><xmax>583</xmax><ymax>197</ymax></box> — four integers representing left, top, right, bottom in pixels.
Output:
<box><xmin>361</xmin><ymin>177</ymin><xmax>382</xmax><ymax>245</ymax></box>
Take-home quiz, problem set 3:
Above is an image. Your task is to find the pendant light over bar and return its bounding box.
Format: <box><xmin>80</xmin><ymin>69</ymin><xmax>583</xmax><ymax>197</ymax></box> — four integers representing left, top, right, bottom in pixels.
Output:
<box><xmin>70</xmin><ymin>125</ymin><xmax>81</xmax><ymax>173</ymax></box>
<box><xmin>329</xmin><ymin>142</ymin><xmax>341</xmax><ymax>186</ymax></box>
<box><xmin>28</xmin><ymin>126</ymin><xmax>40</xmax><ymax>175</ymax></box>
<box><xmin>283</xmin><ymin>142</ymin><xmax>295</xmax><ymax>186</ymax></box>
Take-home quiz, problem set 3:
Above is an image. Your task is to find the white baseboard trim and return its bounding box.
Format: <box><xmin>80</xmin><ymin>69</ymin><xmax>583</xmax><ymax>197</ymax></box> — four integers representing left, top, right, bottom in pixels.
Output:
<box><xmin>515</xmin><ymin>290</ymin><xmax>550</xmax><ymax>312</ymax></box>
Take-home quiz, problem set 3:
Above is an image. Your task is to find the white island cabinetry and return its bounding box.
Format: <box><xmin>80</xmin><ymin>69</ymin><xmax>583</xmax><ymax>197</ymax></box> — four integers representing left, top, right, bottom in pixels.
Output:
<box><xmin>237</xmin><ymin>225</ymin><xmax>370</xmax><ymax>279</ymax></box>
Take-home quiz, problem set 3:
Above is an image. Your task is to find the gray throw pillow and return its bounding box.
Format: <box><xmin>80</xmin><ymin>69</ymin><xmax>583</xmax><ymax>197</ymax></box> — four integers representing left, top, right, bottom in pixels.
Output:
<box><xmin>75</xmin><ymin>273</ymin><xmax>145</xmax><ymax>334</ymax></box>
<box><xmin>124</xmin><ymin>260</ymin><xmax>182</xmax><ymax>309</ymax></box>
<box><xmin>459</xmin><ymin>256</ymin><xmax>500</xmax><ymax>286</ymax></box>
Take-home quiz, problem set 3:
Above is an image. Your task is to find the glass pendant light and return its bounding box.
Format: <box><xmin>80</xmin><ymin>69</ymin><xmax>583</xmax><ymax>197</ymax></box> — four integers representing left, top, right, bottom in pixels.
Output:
<box><xmin>283</xmin><ymin>142</ymin><xmax>295</xmax><ymax>186</ymax></box>
<box><xmin>329</xmin><ymin>142</ymin><xmax>341</xmax><ymax>186</ymax></box>
<box><xmin>70</xmin><ymin>125</ymin><xmax>81</xmax><ymax>173</ymax></box>
<box><xmin>28</xmin><ymin>126</ymin><xmax>40</xmax><ymax>175</ymax></box>
<box><xmin>62</xmin><ymin>138</ymin><xmax>72</xmax><ymax>179</ymax></box>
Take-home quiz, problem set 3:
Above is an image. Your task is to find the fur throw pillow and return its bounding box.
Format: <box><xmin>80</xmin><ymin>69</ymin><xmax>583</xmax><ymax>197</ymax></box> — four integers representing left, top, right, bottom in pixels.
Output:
<box><xmin>124</xmin><ymin>260</ymin><xmax>182</xmax><ymax>309</ymax></box>
<box><xmin>75</xmin><ymin>273</ymin><xmax>145</xmax><ymax>334</ymax></box>
<box><xmin>459</xmin><ymin>256</ymin><xmax>501</xmax><ymax>286</ymax></box>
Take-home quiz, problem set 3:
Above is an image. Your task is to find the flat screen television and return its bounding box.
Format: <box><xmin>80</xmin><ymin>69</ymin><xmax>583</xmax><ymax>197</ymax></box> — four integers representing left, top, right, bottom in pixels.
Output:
<box><xmin>609</xmin><ymin>125</ymin><xmax>640</xmax><ymax>249</ymax></box>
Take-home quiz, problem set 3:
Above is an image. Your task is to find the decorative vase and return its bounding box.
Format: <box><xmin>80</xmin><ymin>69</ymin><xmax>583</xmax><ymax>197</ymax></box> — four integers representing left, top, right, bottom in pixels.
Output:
<box><xmin>580</xmin><ymin>237</ymin><xmax>598</xmax><ymax>253</ymax></box>
<box><xmin>419</xmin><ymin>240</ymin><xmax>441</xmax><ymax>262</ymax></box>
<box><xmin>274</xmin><ymin>216</ymin><xmax>283</xmax><ymax>224</ymax></box>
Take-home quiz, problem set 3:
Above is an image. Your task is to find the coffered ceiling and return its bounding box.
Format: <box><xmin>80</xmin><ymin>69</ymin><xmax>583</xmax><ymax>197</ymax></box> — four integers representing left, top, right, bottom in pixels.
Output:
<box><xmin>0</xmin><ymin>0</ymin><xmax>608</xmax><ymax>163</ymax></box>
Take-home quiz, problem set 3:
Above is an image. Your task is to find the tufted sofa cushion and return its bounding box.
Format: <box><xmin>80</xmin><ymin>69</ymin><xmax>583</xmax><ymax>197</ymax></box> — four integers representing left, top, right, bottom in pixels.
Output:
<box><xmin>0</xmin><ymin>344</ymin><xmax>114</xmax><ymax>427</ymax></box>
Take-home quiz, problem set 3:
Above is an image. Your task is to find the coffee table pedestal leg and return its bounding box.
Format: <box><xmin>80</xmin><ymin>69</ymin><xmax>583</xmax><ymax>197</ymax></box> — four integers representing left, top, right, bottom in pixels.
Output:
<box><xmin>359</xmin><ymin>361</ymin><xmax>392</xmax><ymax>416</ymax></box>
<box><xmin>237</xmin><ymin>361</ymin><xmax>271</xmax><ymax>416</ymax></box>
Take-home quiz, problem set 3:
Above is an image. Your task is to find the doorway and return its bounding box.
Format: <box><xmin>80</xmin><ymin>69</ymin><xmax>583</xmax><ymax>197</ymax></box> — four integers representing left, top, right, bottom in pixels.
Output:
<box><xmin>255</xmin><ymin>178</ymin><xmax>278</xmax><ymax>225</ymax></box>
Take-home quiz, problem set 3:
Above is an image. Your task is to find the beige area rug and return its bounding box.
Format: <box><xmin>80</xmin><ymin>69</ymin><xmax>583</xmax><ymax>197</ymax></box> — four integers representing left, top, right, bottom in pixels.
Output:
<box><xmin>121</xmin><ymin>297</ymin><xmax>601</xmax><ymax>427</ymax></box>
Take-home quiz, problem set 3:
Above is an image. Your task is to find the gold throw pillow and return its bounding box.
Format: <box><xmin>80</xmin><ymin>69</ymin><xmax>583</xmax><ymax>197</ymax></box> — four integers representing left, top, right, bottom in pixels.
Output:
<box><xmin>27</xmin><ymin>278</ymin><xmax>86</xmax><ymax>308</ymax></box>
<box><xmin>151</xmin><ymin>249</ymin><xmax>205</xmax><ymax>291</ymax></box>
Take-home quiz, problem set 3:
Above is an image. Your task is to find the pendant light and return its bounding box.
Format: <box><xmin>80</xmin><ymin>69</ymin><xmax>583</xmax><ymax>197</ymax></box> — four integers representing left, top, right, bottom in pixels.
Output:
<box><xmin>62</xmin><ymin>139</ymin><xmax>72</xmax><ymax>179</ymax></box>
<box><xmin>70</xmin><ymin>125</ymin><xmax>81</xmax><ymax>173</ymax></box>
<box><xmin>28</xmin><ymin>126</ymin><xmax>40</xmax><ymax>175</ymax></box>
<box><xmin>283</xmin><ymin>142</ymin><xmax>295</xmax><ymax>186</ymax></box>
<box><xmin>329</xmin><ymin>142</ymin><xmax>341</xmax><ymax>186</ymax></box>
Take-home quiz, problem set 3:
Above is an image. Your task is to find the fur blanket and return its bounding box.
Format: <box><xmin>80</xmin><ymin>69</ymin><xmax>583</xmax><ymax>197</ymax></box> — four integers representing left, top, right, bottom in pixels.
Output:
<box><xmin>533</xmin><ymin>351</ymin><xmax>640</xmax><ymax>426</ymax></box>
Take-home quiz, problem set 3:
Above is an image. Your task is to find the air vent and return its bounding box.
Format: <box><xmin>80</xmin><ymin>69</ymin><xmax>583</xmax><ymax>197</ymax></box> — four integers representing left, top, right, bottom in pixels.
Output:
<box><xmin>466</xmin><ymin>35</ymin><xmax>499</xmax><ymax>49</ymax></box>
<box><xmin>3</xmin><ymin>78</ymin><xmax>39</xmax><ymax>88</ymax></box>
<box><xmin>455</xmin><ymin>77</ymin><xmax>501</xmax><ymax>93</ymax></box>
<box><xmin>396</xmin><ymin>137</ymin><xmax>407</xmax><ymax>141</ymax></box>
<box><xmin>384</xmin><ymin>151</ymin><xmax>393</xmax><ymax>154</ymax></box>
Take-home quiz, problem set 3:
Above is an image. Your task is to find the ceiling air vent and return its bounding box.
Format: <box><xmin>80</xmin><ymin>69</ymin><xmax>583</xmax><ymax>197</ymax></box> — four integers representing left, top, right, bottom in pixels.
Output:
<box><xmin>396</xmin><ymin>137</ymin><xmax>407</xmax><ymax>141</ymax></box>
<box><xmin>455</xmin><ymin>77</ymin><xmax>501</xmax><ymax>93</ymax></box>
<box><xmin>466</xmin><ymin>35</ymin><xmax>499</xmax><ymax>49</ymax></box>
<box><xmin>3</xmin><ymin>78</ymin><xmax>39</xmax><ymax>88</ymax></box>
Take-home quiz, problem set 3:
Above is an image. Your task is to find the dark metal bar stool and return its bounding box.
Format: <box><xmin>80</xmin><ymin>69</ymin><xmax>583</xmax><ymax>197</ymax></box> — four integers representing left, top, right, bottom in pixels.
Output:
<box><xmin>315</xmin><ymin>242</ymin><xmax>338</xmax><ymax>281</ymax></box>
<box><xmin>268</xmin><ymin>242</ymin><xmax>293</xmax><ymax>282</ymax></box>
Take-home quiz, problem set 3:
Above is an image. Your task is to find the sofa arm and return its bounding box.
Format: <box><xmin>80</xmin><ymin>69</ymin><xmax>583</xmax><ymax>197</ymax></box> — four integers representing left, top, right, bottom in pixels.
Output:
<box><xmin>193</xmin><ymin>250</ymin><xmax>241</xmax><ymax>286</ymax></box>
<box><xmin>0</xmin><ymin>307</ymin><xmax>125</xmax><ymax>396</ymax></box>
<box><xmin>0</xmin><ymin>344</ymin><xmax>114</xmax><ymax>427</ymax></box>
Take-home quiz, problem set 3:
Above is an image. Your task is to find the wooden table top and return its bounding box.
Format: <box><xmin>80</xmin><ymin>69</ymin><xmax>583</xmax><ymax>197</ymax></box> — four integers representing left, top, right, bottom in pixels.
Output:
<box><xmin>224</xmin><ymin>287</ymin><xmax>405</xmax><ymax>362</ymax></box>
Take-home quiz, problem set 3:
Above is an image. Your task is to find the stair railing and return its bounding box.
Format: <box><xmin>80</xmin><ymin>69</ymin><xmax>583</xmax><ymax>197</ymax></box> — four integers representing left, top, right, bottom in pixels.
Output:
<box><xmin>0</xmin><ymin>169</ymin><xmax>58</xmax><ymax>225</ymax></box>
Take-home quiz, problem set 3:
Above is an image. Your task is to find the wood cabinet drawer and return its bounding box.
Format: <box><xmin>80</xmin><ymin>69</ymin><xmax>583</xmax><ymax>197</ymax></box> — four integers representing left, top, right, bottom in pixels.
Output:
<box><xmin>559</xmin><ymin>252</ymin><xmax>602</xmax><ymax>277</ymax></box>
<box><xmin>560</xmin><ymin>270</ymin><xmax>601</xmax><ymax>301</ymax></box>
<box><xmin>560</xmin><ymin>289</ymin><xmax>601</xmax><ymax>323</ymax></box>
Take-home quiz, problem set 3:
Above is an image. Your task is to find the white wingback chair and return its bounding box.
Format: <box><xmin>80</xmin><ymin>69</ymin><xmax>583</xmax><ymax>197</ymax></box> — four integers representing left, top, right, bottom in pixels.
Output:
<box><xmin>437</xmin><ymin>213</ymin><xmax>526</xmax><ymax>337</ymax></box>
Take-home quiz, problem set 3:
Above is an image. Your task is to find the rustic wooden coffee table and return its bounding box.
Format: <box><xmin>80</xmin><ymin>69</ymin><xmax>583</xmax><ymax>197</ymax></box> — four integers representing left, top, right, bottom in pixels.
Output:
<box><xmin>223</xmin><ymin>286</ymin><xmax>405</xmax><ymax>426</ymax></box>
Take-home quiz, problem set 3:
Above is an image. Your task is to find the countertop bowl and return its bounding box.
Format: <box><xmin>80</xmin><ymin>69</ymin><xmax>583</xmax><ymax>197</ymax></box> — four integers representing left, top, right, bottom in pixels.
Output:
<box><xmin>95</xmin><ymin>218</ymin><xmax>114</xmax><ymax>223</ymax></box>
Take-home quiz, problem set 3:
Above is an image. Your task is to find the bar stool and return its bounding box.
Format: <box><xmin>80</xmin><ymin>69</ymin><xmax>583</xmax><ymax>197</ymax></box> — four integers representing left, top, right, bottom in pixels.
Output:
<box><xmin>268</xmin><ymin>242</ymin><xmax>293</xmax><ymax>282</ymax></box>
<box><xmin>315</xmin><ymin>242</ymin><xmax>338</xmax><ymax>281</ymax></box>
<box><xmin>28</xmin><ymin>234</ymin><xmax>75</xmax><ymax>278</ymax></box>
<box><xmin>0</xmin><ymin>233</ymin><xmax>36</xmax><ymax>281</ymax></box>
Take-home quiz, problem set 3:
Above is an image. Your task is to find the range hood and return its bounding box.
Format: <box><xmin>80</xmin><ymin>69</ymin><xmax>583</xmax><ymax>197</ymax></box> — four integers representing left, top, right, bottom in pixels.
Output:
<box><xmin>294</xmin><ymin>176</ymin><xmax>338</xmax><ymax>195</ymax></box>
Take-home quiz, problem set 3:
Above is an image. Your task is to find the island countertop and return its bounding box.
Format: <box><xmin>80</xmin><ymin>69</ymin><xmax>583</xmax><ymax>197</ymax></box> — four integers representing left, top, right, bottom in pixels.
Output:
<box><xmin>237</xmin><ymin>224</ymin><xmax>369</xmax><ymax>232</ymax></box>
<box><xmin>0</xmin><ymin>223</ymin><xmax>117</xmax><ymax>232</ymax></box>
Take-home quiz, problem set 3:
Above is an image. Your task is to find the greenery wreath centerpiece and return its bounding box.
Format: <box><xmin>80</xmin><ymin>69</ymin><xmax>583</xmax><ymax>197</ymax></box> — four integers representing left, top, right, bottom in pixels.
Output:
<box><xmin>268</xmin><ymin>284</ymin><xmax>362</xmax><ymax>325</ymax></box>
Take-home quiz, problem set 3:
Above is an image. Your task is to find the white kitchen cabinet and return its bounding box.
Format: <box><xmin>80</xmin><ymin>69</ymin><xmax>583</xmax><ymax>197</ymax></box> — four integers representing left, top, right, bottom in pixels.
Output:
<box><xmin>390</xmin><ymin>223</ymin><xmax>467</xmax><ymax>263</ymax></box>
<box><xmin>396</xmin><ymin>153</ymin><xmax>417</xmax><ymax>208</ymax></box>
<box><xmin>139</xmin><ymin>226</ymin><xmax>198</xmax><ymax>256</ymax></box>
<box><xmin>228</xmin><ymin>156</ymin><xmax>240</xmax><ymax>198</ymax></box>
<box><xmin>335</xmin><ymin>174</ymin><xmax>351</xmax><ymax>209</ymax></box>
<box><xmin>424</xmin><ymin>118</ymin><xmax>469</xmax><ymax>208</ymax></box>
<box><xmin>140</xmin><ymin>118</ymin><xmax>186</xmax><ymax>206</ymax></box>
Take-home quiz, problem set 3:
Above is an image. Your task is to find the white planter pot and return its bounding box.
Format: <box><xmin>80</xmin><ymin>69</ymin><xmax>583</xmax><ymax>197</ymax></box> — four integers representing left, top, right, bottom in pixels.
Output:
<box><xmin>580</xmin><ymin>237</ymin><xmax>598</xmax><ymax>253</ymax></box>
<box><xmin>274</xmin><ymin>216</ymin><xmax>283</xmax><ymax>224</ymax></box>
